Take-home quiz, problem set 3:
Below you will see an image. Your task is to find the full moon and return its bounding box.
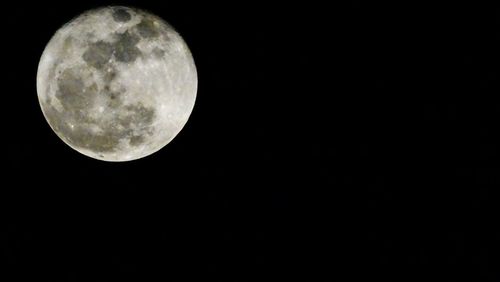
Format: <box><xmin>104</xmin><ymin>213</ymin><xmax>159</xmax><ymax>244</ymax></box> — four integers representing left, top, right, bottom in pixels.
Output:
<box><xmin>37</xmin><ymin>6</ymin><xmax>197</xmax><ymax>161</ymax></box>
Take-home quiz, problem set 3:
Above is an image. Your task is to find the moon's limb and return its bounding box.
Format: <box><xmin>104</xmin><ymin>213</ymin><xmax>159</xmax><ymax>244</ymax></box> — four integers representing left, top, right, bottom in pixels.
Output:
<box><xmin>37</xmin><ymin>6</ymin><xmax>197</xmax><ymax>161</ymax></box>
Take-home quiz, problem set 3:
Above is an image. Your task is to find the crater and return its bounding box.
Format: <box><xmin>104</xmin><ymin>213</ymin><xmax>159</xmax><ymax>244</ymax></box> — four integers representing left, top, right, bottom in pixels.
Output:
<box><xmin>112</xmin><ymin>7</ymin><xmax>131</xmax><ymax>22</ymax></box>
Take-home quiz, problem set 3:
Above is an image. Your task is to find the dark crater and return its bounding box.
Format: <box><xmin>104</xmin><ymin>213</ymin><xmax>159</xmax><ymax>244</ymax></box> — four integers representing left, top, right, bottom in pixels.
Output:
<box><xmin>112</xmin><ymin>7</ymin><xmax>131</xmax><ymax>22</ymax></box>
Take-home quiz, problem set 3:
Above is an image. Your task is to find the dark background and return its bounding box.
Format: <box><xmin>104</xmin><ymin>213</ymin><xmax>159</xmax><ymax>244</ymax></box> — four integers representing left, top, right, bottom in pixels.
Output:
<box><xmin>1</xmin><ymin>1</ymin><xmax>500</xmax><ymax>281</ymax></box>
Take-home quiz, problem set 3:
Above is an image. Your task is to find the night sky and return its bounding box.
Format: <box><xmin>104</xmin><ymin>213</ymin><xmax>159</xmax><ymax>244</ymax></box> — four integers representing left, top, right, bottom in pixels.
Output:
<box><xmin>2</xmin><ymin>1</ymin><xmax>500</xmax><ymax>281</ymax></box>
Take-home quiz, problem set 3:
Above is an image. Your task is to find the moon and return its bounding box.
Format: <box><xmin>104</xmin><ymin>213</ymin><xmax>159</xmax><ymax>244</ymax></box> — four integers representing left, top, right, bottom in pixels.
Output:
<box><xmin>37</xmin><ymin>6</ymin><xmax>197</xmax><ymax>161</ymax></box>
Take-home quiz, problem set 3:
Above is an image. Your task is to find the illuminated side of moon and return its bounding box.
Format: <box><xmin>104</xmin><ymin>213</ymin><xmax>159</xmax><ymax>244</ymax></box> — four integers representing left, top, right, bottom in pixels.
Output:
<box><xmin>37</xmin><ymin>6</ymin><xmax>197</xmax><ymax>161</ymax></box>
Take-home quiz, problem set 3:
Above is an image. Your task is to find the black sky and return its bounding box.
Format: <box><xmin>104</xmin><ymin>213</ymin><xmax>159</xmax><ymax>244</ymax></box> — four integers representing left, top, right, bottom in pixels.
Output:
<box><xmin>2</xmin><ymin>1</ymin><xmax>500</xmax><ymax>281</ymax></box>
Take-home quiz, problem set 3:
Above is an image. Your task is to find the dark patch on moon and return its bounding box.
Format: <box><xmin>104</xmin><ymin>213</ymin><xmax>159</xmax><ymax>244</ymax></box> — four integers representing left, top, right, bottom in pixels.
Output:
<box><xmin>109</xmin><ymin>91</ymin><xmax>119</xmax><ymax>100</ymax></box>
<box><xmin>105</xmin><ymin>90</ymin><xmax>124</xmax><ymax>109</ymax></box>
<box><xmin>46</xmin><ymin>82</ymin><xmax>156</xmax><ymax>153</ymax></box>
<box><xmin>82</xmin><ymin>41</ymin><xmax>113</xmax><ymax>69</ymax></box>
<box><xmin>81</xmin><ymin>40</ymin><xmax>124</xmax><ymax>105</ymax></box>
<box><xmin>44</xmin><ymin>99</ymin><xmax>155</xmax><ymax>153</ymax></box>
<box><xmin>49</xmin><ymin>63</ymin><xmax>156</xmax><ymax>153</ymax></box>
<box><xmin>56</xmin><ymin>67</ymin><xmax>97</xmax><ymax>112</ymax></box>
<box><xmin>152</xmin><ymin>47</ymin><xmax>166</xmax><ymax>58</ymax></box>
<box><xmin>103</xmin><ymin>67</ymin><xmax>117</xmax><ymax>82</ymax></box>
<box><xmin>129</xmin><ymin>135</ymin><xmax>145</xmax><ymax>146</ymax></box>
<box><xmin>79</xmin><ymin>131</ymin><xmax>123</xmax><ymax>152</ymax></box>
<box><xmin>112</xmin><ymin>7</ymin><xmax>131</xmax><ymax>22</ymax></box>
<box><xmin>61</xmin><ymin>36</ymin><xmax>75</xmax><ymax>57</ymax></box>
<box><xmin>113</xmin><ymin>31</ymin><xmax>141</xmax><ymax>63</ymax></box>
<box><xmin>43</xmin><ymin>102</ymin><xmax>122</xmax><ymax>153</ymax></box>
<box><xmin>135</xmin><ymin>18</ymin><xmax>160</xmax><ymax>39</ymax></box>
<box><xmin>83</xmin><ymin>31</ymin><xmax>141</xmax><ymax>67</ymax></box>
<box><xmin>119</xmin><ymin>103</ymin><xmax>156</xmax><ymax>128</ymax></box>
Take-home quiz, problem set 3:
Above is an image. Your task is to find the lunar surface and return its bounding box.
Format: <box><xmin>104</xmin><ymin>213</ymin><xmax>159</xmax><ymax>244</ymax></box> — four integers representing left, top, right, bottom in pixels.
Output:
<box><xmin>37</xmin><ymin>6</ymin><xmax>197</xmax><ymax>161</ymax></box>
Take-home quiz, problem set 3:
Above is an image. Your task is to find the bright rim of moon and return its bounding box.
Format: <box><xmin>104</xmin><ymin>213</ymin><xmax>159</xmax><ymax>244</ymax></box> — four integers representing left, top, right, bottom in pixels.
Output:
<box><xmin>37</xmin><ymin>6</ymin><xmax>197</xmax><ymax>162</ymax></box>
